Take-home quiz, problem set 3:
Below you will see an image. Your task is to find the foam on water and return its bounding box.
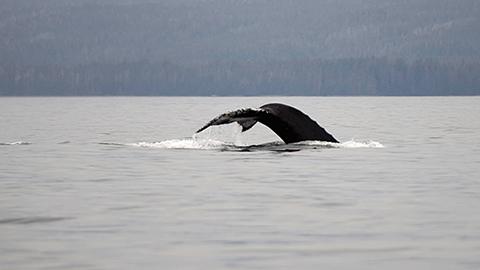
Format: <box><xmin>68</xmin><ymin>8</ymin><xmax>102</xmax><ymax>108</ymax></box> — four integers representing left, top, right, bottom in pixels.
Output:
<box><xmin>127</xmin><ymin>138</ymin><xmax>383</xmax><ymax>150</ymax></box>
<box><xmin>302</xmin><ymin>139</ymin><xmax>385</xmax><ymax>148</ymax></box>
<box><xmin>0</xmin><ymin>141</ymin><xmax>32</xmax><ymax>146</ymax></box>
<box><xmin>341</xmin><ymin>140</ymin><xmax>385</xmax><ymax>148</ymax></box>
<box><xmin>129</xmin><ymin>138</ymin><xmax>230</xmax><ymax>150</ymax></box>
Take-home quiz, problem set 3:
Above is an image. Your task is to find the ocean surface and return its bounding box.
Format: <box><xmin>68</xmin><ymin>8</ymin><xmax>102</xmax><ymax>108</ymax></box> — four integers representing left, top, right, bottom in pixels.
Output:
<box><xmin>1</xmin><ymin>96</ymin><xmax>479</xmax><ymax>270</ymax></box>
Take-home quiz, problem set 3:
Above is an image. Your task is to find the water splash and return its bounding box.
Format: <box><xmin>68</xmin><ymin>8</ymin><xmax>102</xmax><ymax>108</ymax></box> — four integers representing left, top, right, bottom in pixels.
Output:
<box><xmin>193</xmin><ymin>123</ymin><xmax>246</xmax><ymax>146</ymax></box>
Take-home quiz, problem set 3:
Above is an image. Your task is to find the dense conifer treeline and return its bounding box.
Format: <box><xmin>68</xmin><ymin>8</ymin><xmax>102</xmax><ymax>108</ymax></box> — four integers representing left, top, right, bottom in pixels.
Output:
<box><xmin>2</xmin><ymin>1</ymin><xmax>480</xmax><ymax>95</ymax></box>
<box><xmin>1</xmin><ymin>58</ymin><xmax>478</xmax><ymax>96</ymax></box>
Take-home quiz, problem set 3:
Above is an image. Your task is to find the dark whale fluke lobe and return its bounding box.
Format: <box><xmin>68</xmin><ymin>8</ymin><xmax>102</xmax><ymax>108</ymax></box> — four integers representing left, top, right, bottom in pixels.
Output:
<box><xmin>196</xmin><ymin>103</ymin><xmax>338</xmax><ymax>144</ymax></box>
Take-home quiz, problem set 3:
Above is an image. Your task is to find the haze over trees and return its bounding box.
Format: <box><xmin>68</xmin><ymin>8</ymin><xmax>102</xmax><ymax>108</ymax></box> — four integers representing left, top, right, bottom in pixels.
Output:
<box><xmin>1</xmin><ymin>0</ymin><xmax>479</xmax><ymax>95</ymax></box>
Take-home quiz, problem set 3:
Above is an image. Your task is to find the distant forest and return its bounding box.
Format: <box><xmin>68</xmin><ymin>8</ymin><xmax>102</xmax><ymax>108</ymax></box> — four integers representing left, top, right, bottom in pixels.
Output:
<box><xmin>1</xmin><ymin>58</ymin><xmax>479</xmax><ymax>96</ymax></box>
<box><xmin>2</xmin><ymin>1</ymin><xmax>480</xmax><ymax>96</ymax></box>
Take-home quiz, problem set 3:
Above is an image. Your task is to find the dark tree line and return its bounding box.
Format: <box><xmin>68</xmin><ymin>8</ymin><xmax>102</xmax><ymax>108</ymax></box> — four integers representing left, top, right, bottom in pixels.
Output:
<box><xmin>1</xmin><ymin>58</ymin><xmax>479</xmax><ymax>96</ymax></box>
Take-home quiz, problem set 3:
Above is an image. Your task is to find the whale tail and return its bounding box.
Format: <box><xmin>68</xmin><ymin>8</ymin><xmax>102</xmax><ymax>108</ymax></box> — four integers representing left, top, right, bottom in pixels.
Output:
<box><xmin>196</xmin><ymin>108</ymin><xmax>263</xmax><ymax>133</ymax></box>
<box><xmin>196</xmin><ymin>103</ymin><xmax>339</xmax><ymax>144</ymax></box>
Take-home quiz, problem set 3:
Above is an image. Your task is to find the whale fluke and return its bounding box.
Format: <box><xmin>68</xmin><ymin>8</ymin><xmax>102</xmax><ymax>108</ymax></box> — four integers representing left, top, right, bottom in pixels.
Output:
<box><xmin>196</xmin><ymin>103</ymin><xmax>338</xmax><ymax>144</ymax></box>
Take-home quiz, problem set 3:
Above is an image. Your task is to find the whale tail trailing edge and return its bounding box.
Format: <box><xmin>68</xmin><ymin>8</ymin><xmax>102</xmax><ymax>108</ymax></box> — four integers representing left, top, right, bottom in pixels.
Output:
<box><xmin>196</xmin><ymin>103</ymin><xmax>339</xmax><ymax>144</ymax></box>
<box><xmin>196</xmin><ymin>108</ymin><xmax>263</xmax><ymax>133</ymax></box>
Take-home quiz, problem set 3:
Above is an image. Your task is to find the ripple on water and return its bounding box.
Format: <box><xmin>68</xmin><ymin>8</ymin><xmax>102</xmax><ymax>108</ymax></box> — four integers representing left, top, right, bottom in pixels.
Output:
<box><xmin>0</xmin><ymin>216</ymin><xmax>73</xmax><ymax>225</ymax></box>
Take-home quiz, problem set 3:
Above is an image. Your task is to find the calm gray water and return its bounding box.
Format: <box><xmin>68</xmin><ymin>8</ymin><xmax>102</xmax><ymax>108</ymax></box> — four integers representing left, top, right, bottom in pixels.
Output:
<box><xmin>1</xmin><ymin>97</ymin><xmax>480</xmax><ymax>270</ymax></box>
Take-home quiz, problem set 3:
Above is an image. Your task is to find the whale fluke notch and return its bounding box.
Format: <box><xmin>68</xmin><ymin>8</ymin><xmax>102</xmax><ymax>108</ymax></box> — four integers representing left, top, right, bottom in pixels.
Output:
<box><xmin>196</xmin><ymin>103</ymin><xmax>338</xmax><ymax>144</ymax></box>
